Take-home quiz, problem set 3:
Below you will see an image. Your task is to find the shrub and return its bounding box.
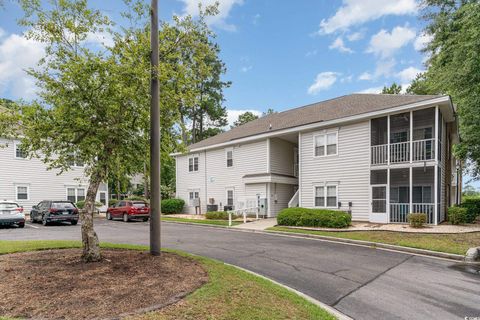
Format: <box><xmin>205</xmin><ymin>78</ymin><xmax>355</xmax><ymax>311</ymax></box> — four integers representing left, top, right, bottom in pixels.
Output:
<box><xmin>461</xmin><ymin>197</ymin><xmax>480</xmax><ymax>223</ymax></box>
<box><xmin>108</xmin><ymin>199</ymin><xmax>119</xmax><ymax>207</ymax></box>
<box><xmin>277</xmin><ymin>207</ymin><xmax>351</xmax><ymax>228</ymax></box>
<box><xmin>205</xmin><ymin>211</ymin><xmax>230</xmax><ymax>220</ymax></box>
<box><xmin>407</xmin><ymin>213</ymin><xmax>427</xmax><ymax>228</ymax></box>
<box><xmin>75</xmin><ymin>200</ymin><xmax>103</xmax><ymax>209</ymax></box>
<box><xmin>448</xmin><ymin>206</ymin><xmax>468</xmax><ymax>225</ymax></box>
<box><xmin>161</xmin><ymin>198</ymin><xmax>185</xmax><ymax>214</ymax></box>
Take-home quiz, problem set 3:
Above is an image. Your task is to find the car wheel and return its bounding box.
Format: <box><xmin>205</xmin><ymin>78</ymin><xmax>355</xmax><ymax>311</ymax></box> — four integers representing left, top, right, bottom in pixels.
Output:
<box><xmin>30</xmin><ymin>214</ymin><xmax>36</xmax><ymax>223</ymax></box>
<box><xmin>18</xmin><ymin>222</ymin><xmax>25</xmax><ymax>228</ymax></box>
<box><xmin>71</xmin><ymin>220</ymin><xmax>78</xmax><ymax>225</ymax></box>
<box><xmin>42</xmin><ymin>215</ymin><xmax>48</xmax><ymax>226</ymax></box>
<box><xmin>123</xmin><ymin>213</ymin><xmax>129</xmax><ymax>222</ymax></box>
<box><xmin>106</xmin><ymin>212</ymin><xmax>112</xmax><ymax>220</ymax></box>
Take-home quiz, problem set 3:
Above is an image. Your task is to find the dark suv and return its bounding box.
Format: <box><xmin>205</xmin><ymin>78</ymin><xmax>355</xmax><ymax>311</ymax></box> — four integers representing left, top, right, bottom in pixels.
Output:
<box><xmin>30</xmin><ymin>201</ymin><xmax>79</xmax><ymax>226</ymax></box>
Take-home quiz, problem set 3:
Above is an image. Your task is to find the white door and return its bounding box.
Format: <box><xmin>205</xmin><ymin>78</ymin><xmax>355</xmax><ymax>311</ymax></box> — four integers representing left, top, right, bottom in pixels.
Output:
<box><xmin>370</xmin><ymin>185</ymin><xmax>388</xmax><ymax>223</ymax></box>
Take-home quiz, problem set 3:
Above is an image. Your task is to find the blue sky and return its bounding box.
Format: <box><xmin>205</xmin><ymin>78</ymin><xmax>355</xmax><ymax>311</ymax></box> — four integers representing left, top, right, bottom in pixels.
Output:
<box><xmin>0</xmin><ymin>0</ymin><xmax>429</xmax><ymax>120</ymax></box>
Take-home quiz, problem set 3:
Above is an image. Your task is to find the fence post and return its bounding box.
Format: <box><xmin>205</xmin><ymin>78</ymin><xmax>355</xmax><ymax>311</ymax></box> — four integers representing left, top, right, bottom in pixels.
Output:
<box><xmin>243</xmin><ymin>210</ymin><xmax>247</xmax><ymax>223</ymax></box>
<box><xmin>256</xmin><ymin>206</ymin><xmax>259</xmax><ymax>220</ymax></box>
<box><xmin>228</xmin><ymin>211</ymin><xmax>232</xmax><ymax>227</ymax></box>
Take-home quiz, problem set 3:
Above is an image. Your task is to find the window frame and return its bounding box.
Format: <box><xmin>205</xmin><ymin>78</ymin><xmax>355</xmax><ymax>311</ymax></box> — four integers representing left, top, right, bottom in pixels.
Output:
<box><xmin>226</xmin><ymin>188</ymin><xmax>234</xmax><ymax>207</ymax></box>
<box><xmin>67</xmin><ymin>152</ymin><xmax>84</xmax><ymax>168</ymax></box>
<box><xmin>313</xmin><ymin>131</ymin><xmax>338</xmax><ymax>157</ymax></box>
<box><xmin>14</xmin><ymin>142</ymin><xmax>27</xmax><ymax>160</ymax></box>
<box><xmin>225</xmin><ymin>148</ymin><xmax>234</xmax><ymax>168</ymax></box>
<box><xmin>188</xmin><ymin>155</ymin><xmax>199</xmax><ymax>172</ymax></box>
<box><xmin>313</xmin><ymin>183</ymin><xmax>338</xmax><ymax>209</ymax></box>
<box><xmin>188</xmin><ymin>189</ymin><xmax>200</xmax><ymax>206</ymax></box>
<box><xmin>66</xmin><ymin>187</ymin><xmax>86</xmax><ymax>203</ymax></box>
<box><xmin>15</xmin><ymin>184</ymin><xmax>30</xmax><ymax>201</ymax></box>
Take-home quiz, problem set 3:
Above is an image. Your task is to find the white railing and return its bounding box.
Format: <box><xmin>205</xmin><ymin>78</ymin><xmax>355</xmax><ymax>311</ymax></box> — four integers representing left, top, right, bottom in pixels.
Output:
<box><xmin>412</xmin><ymin>139</ymin><xmax>435</xmax><ymax>161</ymax></box>
<box><xmin>412</xmin><ymin>203</ymin><xmax>435</xmax><ymax>224</ymax></box>
<box><xmin>390</xmin><ymin>203</ymin><xmax>410</xmax><ymax>223</ymax></box>
<box><xmin>371</xmin><ymin>139</ymin><xmax>436</xmax><ymax>165</ymax></box>
<box><xmin>390</xmin><ymin>141</ymin><xmax>410</xmax><ymax>163</ymax></box>
<box><xmin>228</xmin><ymin>206</ymin><xmax>259</xmax><ymax>226</ymax></box>
<box><xmin>371</xmin><ymin>144</ymin><xmax>388</xmax><ymax>165</ymax></box>
<box><xmin>288</xmin><ymin>189</ymin><xmax>299</xmax><ymax>208</ymax></box>
<box><xmin>390</xmin><ymin>203</ymin><xmax>435</xmax><ymax>224</ymax></box>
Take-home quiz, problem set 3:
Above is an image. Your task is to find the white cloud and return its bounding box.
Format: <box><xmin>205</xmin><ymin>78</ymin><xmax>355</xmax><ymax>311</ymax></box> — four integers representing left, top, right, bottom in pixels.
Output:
<box><xmin>0</xmin><ymin>28</ymin><xmax>5</xmax><ymax>39</ymax></box>
<box><xmin>178</xmin><ymin>0</ymin><xmax>244</xmax><ymax>31</ymax></box>
<box><xmin>347</xmin><ymin>31</ymin><xmax>364</xmax><ymax>41</ymax></box>
<box><xmin>397</xmin><ymin>66</ymin><xmax>423</xmax><ymax>83</ymax></box>
<box><xmin>357</xmin><ymin>86</ymin><xmax>383</xmax><ymax>94</ymax></box>
<box><xmin>374</xmin><ymin>58</ymin><xmax>396</xmax><ymax>78</ymax></box>
<box><xmin>305</xmin><ymin>49</ymin><xmax>318</xmax><ymax>57</ymax></box>
<box><xmin>84</xmin><ymin>30</ymin><xmax>114</xmax><ymax>47</ymax></box>
<box><xmin>329</xmin><ymin>37</ymin><xmax>353</xmax><ymax>53</ymax></box>
<box><xmin>319</xmin><ymin>0</ymin><xmax>418</xmax><ymax>34</ymax></box>
<box><xmin>240</xmin><ymin>65</ymin><xmax>252</xmax><ymax>72</ymax></box>
<box><xmin>227</xmin><ymin>109</ymin><xmax>262</xmax><ymax>126</ymax></box>
<box><xmin>413</xmin><ymin>33</ymin><xmax>433</xmax><ymax>51</ymax></box>
<box><xmin>0</xmin><ymin>32</ymin><xmax>45</xmax><ymax>99</ymax></box>
<box><xmin>358</xmin><ymin>72</ymin><xmax>373</xmax><ymax>81</ymax></box>
<box><xmin>367</xmin><ymin>25</ymin><xmax>416</xmax><ymax>58</ymax></box>
<box><xmin>307</xmin><ymin>72</ymin><xmax>339</xmax><ymax>95</ymax></box>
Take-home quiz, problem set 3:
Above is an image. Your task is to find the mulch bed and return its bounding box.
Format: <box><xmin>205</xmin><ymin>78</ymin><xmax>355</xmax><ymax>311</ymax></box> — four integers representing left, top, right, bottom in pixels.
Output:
<box><xmin>0</xmin><ymin>249</ymin><xmax>208</xmax><ymax>319</ymax></box>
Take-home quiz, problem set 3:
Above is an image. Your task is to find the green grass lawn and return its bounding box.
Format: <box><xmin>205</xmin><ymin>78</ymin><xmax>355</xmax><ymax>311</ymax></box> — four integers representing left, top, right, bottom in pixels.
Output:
<box><xmin>0</xmin><ymin>240</ymin><xmax>334</xmax><ymax>320</ymax></box>
<box><xmin>161</xmin><ymin>216</ymin><xmax>242</xmax><ymax>226</ymax></box>
<box><xmin>268</xmin><ymin>226</ymin><xmax>480</xmax><ymax>255</ymax></box>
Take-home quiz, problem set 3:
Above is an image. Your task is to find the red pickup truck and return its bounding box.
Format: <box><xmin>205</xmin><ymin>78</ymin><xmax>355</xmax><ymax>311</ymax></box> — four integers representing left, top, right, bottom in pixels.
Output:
<box><xmin>106</xmin><ymin>200</ymin><xmax>150</xmax><ymax>222</ymax></box>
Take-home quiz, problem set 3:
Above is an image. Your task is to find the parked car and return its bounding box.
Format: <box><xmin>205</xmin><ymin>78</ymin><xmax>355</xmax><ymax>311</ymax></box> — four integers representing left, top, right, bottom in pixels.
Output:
<box><xmin>106</xmin><ymin>200</ymin><xmax>150</xmax><ymax>222</ymax></box>
<box><xmin>30</xmin><ymin>200</ymin><xmax>79</xmax><ymax>226</ymax></box>
<box><xmin>0</xmin><ymin>200</ymin><xmax>25</xmax><ymax>228</ymax></box>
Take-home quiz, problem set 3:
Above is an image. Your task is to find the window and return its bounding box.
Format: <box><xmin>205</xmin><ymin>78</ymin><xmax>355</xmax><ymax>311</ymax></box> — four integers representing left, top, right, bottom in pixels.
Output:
<box><xmin>314</xmin><ymin>185</ymin><xmax>337</xmax><ymax>208</ymax></box>
<box><xmin>16</xmin><ymin>185</ymin><xmax>29</xmax><ymax>200</ymax></box>
<box><xmin>226</xmin><ymin>189</ymin><xmax>234</xmax><ymax>206</ymax></box>
<box><xmin>99</xmin><ymin>192</ymin><xmax>107</xmax><ymax>205</ymax></box>
<box><xmin>189</xmin><ymin>191</ymin><xmax>199</xmax><ymax>199</ymax></box>
<box><xmin>413</xmin><ymin>186</ymin><xmax>432</xmax><ymax>203</ymax></box>
<box><xmin>226</xmin><ymin>149</ymin><xmax>233</xmax><ymax>167</ymax></box>
<box><xmin>67</xmin><ymin>153</ymin><xmax>84</xmax><ymax>167</ymax></box>
<box><xmin>66</xmin><ymin>187</ymin><xmax>86</xmax><ymax>203</ymax></box>
<box><xmin>188</xmin><ymin>156</ymin><xmax>199</xmax><ymax>172</ymax></box>
<box><xmin>188</xmin><ymin>190</ymin><xmax>199</xmax><ymax>206</ymax></box>
<box><xmin>390</xmin><ymin>131</ymin><xmax>408</xmax><ymax>143</ymax></box>
<box><xmin>14</xmin><ymin>143</ymin><xmax>27</xmax><ymax>159</ymax></box>
<box><xmin>314</xmin><ymin>132</ymin><xmax>337</xmax><ymax>156</ymax></box>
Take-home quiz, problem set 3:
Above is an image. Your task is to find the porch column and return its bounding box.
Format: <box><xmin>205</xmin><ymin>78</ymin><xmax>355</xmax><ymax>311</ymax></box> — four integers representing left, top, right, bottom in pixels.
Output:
<box><xmin>387</xmin><ymin>167</ymin><xmax>390</xmax><ymax>223</ymax></box>
<box><xmin>409</xmin><ymin>110</ymin><xmax>413</xmax><ymax>163</ymax></box>
<box><xmin>387</xmin><ymin>115</ymin><xmax>390</xmax><ymax>165</ymax></box>
<box><xmin>409</xmin><ymin>166</ymin><xmax>413</xmax><ymax>214</ymax></box>
<box><xmin>434</xmin><ymin>106</ymin><xmax>439</xmax><ymax>225</ymax></box>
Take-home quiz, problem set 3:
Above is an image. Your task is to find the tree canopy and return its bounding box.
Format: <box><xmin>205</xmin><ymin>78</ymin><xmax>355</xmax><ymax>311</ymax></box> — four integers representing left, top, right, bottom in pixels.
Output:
<box><xmin>381</xmin><ymin>83</ymin><xmax>402</xmax><ymax>94</ymax></box>
<box><xmin>232</xmin><ymin>111</ymin><xmax>259</xmax><ymax>127</ymax></box>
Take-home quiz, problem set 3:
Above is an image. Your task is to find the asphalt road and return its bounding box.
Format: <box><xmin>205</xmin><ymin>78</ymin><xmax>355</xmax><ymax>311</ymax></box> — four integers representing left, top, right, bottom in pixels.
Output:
<box><xmin>1</xmin><ymin>219</ymin><xmax>479</xmax><ymax>320</ymax></box>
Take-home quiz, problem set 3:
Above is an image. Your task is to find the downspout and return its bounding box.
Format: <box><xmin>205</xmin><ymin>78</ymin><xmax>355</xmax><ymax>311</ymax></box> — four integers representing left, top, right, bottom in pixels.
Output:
<box><xmin>204</xmin><ymin>150</ymin><xmax>207</xmax><ymax>214</ymax></box>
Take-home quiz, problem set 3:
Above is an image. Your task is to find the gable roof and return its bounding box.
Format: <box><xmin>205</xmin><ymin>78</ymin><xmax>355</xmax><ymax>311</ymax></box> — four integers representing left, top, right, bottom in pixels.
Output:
<box><xmin>187</xmin><ymin>93</ymin><xmax>445</xmax><ymax>151</ymax></box>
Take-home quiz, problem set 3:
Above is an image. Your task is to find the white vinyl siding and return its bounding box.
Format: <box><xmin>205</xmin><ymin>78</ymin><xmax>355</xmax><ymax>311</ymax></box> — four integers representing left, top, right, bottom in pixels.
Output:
<box><xmin>176</xmin><ymin>140</ymin><xmax>268</xmax><ymax>214</ymax></box>
<box><xmin>300</xmin><ymin>122</ymin><xmax>370</xmax><ymax>221</ymax></box>
<box><xmin>269</xmin><ymin>138</ymin><xmax>295</xmax><ymax>176</ymax></box>
<box><xmin>0</xmin><ymin>138</ymin><xmax>106</xmax><ymax>212</ymax></box>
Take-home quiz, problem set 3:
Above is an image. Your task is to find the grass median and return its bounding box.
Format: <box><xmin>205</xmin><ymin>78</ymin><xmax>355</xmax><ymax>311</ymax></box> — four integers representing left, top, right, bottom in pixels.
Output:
<box><xmin>268</xmin><ymin>226</ymin><xmax>480</xmax><ymax>255</ymax></box>
<box><xmin>0</xmin><ymin>240</ymin><xmax>334</xmax><ymax>320</ymax></box>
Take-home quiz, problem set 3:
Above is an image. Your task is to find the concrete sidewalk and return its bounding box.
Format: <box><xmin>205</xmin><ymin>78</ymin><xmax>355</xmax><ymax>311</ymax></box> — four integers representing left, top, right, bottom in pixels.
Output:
<box><xmin>233</xmin><ymin>218</ymin><xmax>277</xmax><ymax>230</ymax></box>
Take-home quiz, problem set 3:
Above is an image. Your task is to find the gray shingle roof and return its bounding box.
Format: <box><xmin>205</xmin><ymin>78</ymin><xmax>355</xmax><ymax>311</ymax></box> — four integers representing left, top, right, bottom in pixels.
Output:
<box><xmin>188</xmin><ymin>93</ymin><xmax>444</xmax><ymax>150</ymax></box>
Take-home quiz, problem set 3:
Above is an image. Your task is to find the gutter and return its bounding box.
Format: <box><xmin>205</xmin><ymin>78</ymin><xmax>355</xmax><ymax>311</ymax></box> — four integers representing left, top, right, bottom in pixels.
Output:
<box><xmin>171</xmin><ymin>96</ymin><xmax>451</xmax><ymax>156</ymax></box>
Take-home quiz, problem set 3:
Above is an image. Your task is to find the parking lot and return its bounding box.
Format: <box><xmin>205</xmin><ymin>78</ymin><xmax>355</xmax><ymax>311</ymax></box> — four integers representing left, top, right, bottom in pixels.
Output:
<box><xmin>1</xmin><ymin>217</ymin><xmax>480</xmax><ymax>320</ymax></box>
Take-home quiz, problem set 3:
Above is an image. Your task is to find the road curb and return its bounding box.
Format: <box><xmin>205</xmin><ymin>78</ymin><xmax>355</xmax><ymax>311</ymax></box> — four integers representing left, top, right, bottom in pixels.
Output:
<box><xmin>162</xmin><ymin>220</ymin><xmax>467</xmax><ymax>262</ymax></box>
<box><xmin>223</xmin><ymin>262</ymin><xmax>353</xmax><ymax>320</ymax></box>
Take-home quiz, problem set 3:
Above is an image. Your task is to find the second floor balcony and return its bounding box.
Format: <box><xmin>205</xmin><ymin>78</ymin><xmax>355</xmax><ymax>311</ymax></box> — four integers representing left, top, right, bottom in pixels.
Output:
<box><xmin>371</xmin><ymin>107</ymin><xmax>441</xmax><ymax>166</ymax></box>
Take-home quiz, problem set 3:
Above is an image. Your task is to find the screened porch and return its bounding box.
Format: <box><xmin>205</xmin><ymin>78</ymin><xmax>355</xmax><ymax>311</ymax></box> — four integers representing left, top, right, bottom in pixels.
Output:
<box><xmin>371</xmin><ymin>166</ymin><xmax>439</xmax><ymax>224</ymax></box>
<box><xmin>371</xmin><ymin>107</ymin><xmax>440</xmax><ymax>165</ymax></box>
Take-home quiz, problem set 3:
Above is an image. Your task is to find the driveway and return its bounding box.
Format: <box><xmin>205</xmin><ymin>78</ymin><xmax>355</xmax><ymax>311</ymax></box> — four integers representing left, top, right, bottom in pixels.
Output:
<box><xmin>1</xmin><ymin>219</ymin><xmax>479</xmax><ymax>320</ymax></box>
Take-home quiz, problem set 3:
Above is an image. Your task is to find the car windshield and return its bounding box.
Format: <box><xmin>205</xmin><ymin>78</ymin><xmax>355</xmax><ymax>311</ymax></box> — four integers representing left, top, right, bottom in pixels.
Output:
<box><xmin>52</xmin><ymin>202</ymin><xmax>76</xmax><ymax>209</ymax></box>
<box><xmin>132</xmin><ymin>202</ymin><xmax>147</xmax><ymax>208</ymax></box>
<box><xmin>0</xmin><ymin>203</ymin><xmax>19</xmax><ymax>210</ymax></box>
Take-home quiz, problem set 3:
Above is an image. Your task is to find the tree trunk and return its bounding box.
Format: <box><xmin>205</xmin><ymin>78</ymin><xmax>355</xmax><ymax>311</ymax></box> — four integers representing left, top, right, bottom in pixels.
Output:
<box><xmin>117</xmin><ymin>180</ymin><xmax>121</xmax><ymax>200</ymax></box>
<box><xmin>80</xmin><ymin>170</ymin><xmax>103</xmax><ymax>262</ymax></box>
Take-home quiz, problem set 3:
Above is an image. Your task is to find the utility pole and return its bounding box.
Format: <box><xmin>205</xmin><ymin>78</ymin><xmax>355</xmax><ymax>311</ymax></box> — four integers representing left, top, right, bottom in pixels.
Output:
<box><xmin>150</xmin><ymin>0</ymin><xmax>161</xmax><ymax>256</ymax></box>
